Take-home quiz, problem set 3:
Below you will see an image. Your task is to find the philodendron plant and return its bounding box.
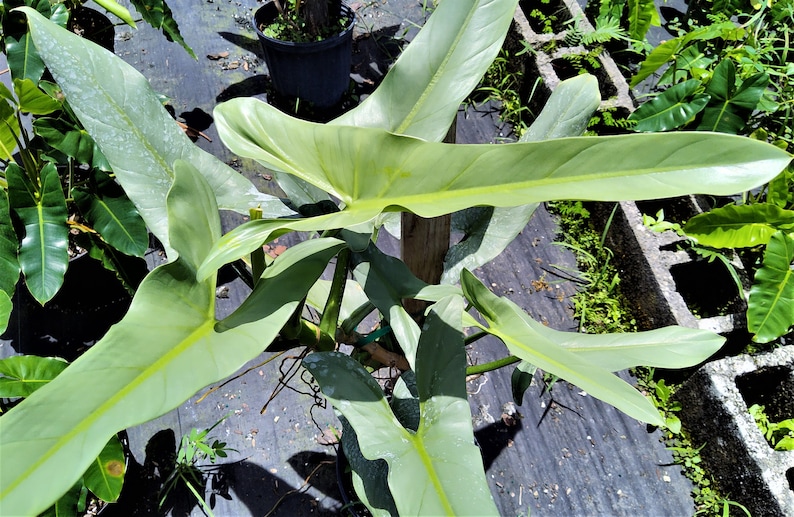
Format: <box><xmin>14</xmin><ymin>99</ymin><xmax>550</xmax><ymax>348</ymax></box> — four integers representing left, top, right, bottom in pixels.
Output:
<box><xmin>1</xmin><ymin>1</ymin><xmax>791</xmax><ymax>515</ymax></box>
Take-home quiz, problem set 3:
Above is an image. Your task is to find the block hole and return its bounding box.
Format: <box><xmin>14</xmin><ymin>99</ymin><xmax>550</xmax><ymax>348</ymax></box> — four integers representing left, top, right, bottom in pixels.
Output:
<box><xmin>669</xmin><ymin>259</ymin><xmax>745</xmax><ymax>319</ymax></box>
<box><xmin>635</xmin><ymin>197</ymin><xmax>699</xmax><ymax>226</ymax></box>
<box><xmin>788</xmin><ymin>467</ymin><xmax>794</xmax><ymax>493</ymax></box>
<box><xmin>550</xmin><ymin>57</ymin><xmax>617</xmax><ymax>100</ymax></box>
<box><xmin>520</xmin><ymin>0</ymin><xmax>572</xmax><ymax>34</ymax></box>
<box><xmin>736</xmin><ymin>366</ymin><xmax>794</xmax><ymax>424</ymax></box>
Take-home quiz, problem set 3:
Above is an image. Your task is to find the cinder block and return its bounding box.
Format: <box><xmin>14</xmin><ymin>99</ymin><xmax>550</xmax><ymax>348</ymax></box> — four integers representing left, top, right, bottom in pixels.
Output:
<box><xmin>513</xmin><ymin>0</ymin><xmax>634</xmax><ymax>113</ymax></box>
<box><xmin>591</xmin><ymin>198</ymin><xmax>752</xmax><ymax>354</ymax></box>
<box><xmin>675</xmin><ymin>346</ymin><xmax>794</xmax><ymax>516</ymax></box>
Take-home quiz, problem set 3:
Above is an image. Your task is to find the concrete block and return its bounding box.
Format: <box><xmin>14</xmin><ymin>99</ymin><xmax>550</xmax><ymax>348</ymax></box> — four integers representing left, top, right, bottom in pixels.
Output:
<box><xmin>675</xmin><ymin>347</ymin><xmax>794</xmax><ymax>516</ymax></box>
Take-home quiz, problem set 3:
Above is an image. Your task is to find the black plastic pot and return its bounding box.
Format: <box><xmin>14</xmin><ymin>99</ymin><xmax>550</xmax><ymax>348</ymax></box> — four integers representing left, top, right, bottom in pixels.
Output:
<box><xmin>69</xmin><ymin>6</ymin><xmax>115</xmax><ymax>53</ymax></box>
<box><xmin>253</xmin><ymin>2</ymin><xmax>355</xmax><ymax>109</ymax></box>
<box><xmin>2</xmin><ymin>252</ymin><xmax>146</xmax><ymax>360</ymax></box>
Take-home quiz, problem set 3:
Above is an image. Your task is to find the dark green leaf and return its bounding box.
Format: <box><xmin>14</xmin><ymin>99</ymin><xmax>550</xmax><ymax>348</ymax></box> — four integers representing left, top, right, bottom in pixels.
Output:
<box><xmin>72</xmin><ymin>171</ymin><xmax>148</xmax><ymax>257</ymax></box>
<box><xmin>6</xmin><ymin>162</ymin><xmax>68</xmax><ymax>304</ymax></box>
<box><xmin>129</xmin><ymin>0</ymin><xmax>196</xmax><ymax>59</ymax></box>
<box><xmin>629</xmin><ymin>79</ymin><xmax>709</xmax><ymax>132</ymax></box>
<box><xmin>0</xmin><ymin>355</ymin><xmax>69</xmax><ymax>398</ymax></box>
<box><xmin>767</xmin><ymin>166</ymin><xmax>793</xmax><ymax>208</ymax></box>
<box><xmin>33</xmin><ymin>117</ymin><xmax>95</xmax><ymax>163</ymax></box>
<box><xmin>627</xmin><ymin>0</ymin><xmax>659</xmax><ymax>41</ymax></box>
<box><xmin>38</xmin><ymin>480</ymin><xmax>83</xmax><ymax>517</ymax></box>
<box><xmin>83</xmin><ymin>435</ymin><xmax>125</xmax><ymax>502</ymax></box>
<box><xmin>5</xmin><ymin>33</ymin><xmax>45</xmax><ymax>82</ymax></box>
<box><xmin>0</xmin><ymin>188</ymin><xmax>20</xmax><ymax>296</ymax></box>
<box><xmin>683</xmin><ymin>204</ymin><xmax>794</xmax><ymax>248</ymax></box>
<box><xmin>511</xmin><ymin>360</ymin><xmax>537</xmax><ymax>406</ymax></box>
<box><xmin>696</xmin><ymin>60</ymin><xmax>769</xmax><ymax>133</ymax></box>
<box><xmin>747</xmin><ymin>231</ymin><xmax>794</xmax><ymax>343</ymax></box>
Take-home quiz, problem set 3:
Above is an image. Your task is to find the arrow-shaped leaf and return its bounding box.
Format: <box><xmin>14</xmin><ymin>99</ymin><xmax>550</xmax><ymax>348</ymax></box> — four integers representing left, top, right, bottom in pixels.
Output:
<box><xmin>334</xmin><ymin>0</ymin><xmax>519</xmax><ymax>141</ymax></box>
<box><xmin>0</xmin><ymin>163</ymin><xmax>341</xmax><ymax>516</ymax></box>
<box><xmin>461</xmin><ymin>269</ymin><xmax>665</xmax><ymax>425</ymax></box>
<box><xmin>216</xmin><ymin>98</ymin><xmax>791</xmax><ymax>222</ymax></box>
<box><xmin>21</xmin><ymin>7</ymin><xmax>291</xmax><ymax>257</ymax></box>
<box><xmin>304</xmin><ymin>296</ymin><xmax>498</xmax><ymax>516</ymax></box>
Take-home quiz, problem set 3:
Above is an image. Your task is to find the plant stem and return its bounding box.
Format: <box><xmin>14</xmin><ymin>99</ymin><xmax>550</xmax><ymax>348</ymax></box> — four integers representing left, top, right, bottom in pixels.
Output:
<box><xmin>319</xmin><ymin>247</ymin><xmax>349</xmax><ymax>340</ymax></box>
<box><xmin>249</xmin><ymin>207</ymin><xmax>266</xmax><ymax>284</ymax></box>
<box><xmin>466</xmin><ymin>355</ymin><xmax>520</xmax><ymax>375</ymax></box>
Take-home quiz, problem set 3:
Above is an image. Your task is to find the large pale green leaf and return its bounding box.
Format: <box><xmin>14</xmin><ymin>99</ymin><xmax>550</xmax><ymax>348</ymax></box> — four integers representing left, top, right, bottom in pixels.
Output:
<box><xmin>442</xmin><ymin>205</ymin><xmax>537</xmax><ymax>285</ymax></box>
<box><xmin>339</xmin><ymin>415</ymin><xmax>396</xmax><ymax>517</ymax></box>
<box><xmin>7</xmin><ymin>161</ymin><xmax>68</xmax><ymax>304</ymax></box>
<box><xmin>442</xmin><ymin>75</ymin><xmax>600</xmax><ymax>284</ymax></box>
<box><xmin>0</xmin><ymin>163</ymin><xmax>338</xmax><ymax>516</ymax></box>
<box><xmin>683</xmin><ymin>203</ymin><xmax>794</xmax><ymax>248</ymax></box>
<box><xmin>334</xmin><ymin>0</ymin><xmax>519</xmax><ymax>141</ymax></box>
<box><xmin>305</xmin><ymin>296</ymin><xmax>498</xmax><ymax>516</ymax></box>
<box><xmin>629</xmin><ymin>79</ymin><xmax>710</xmax><ymax>132</ymax></box>
<box><xmin>747</xmin><ymin>231</ymin><xmax>794</xmax><ymax>343</ymax></box>
<box><xmin>21</xmin><ymin>7</ymin><xmax>292</xmax><ymax>257</ymax></box>
<box><xmin>521</xmin><ymin>74</ymin><xmax>601</xmax><ymax>142</ymax></box>
<box><xmin>517</xmin><ymin>317</ymin><xmax>724</xmax><ymax>371</ymax></box>
<box><xmin>0</xmin><ymin>355</ymin><xmax>68</xmax><ymax>398</ymax></box>
<box><xmin>82</xmin><ymin>435</ymin><xmax>125</xmax><ymax>502</ymax></box>
<box><xmin>460</xmin><ymin>269</ymin><xmax>665</xmax><ymax>426</ymax></box>
<box><xmin>197</xmin><ymin>210</ymin><xmax>381</xmax><ymax>279</ymax></box>
<box><xmin>215</xmin><ymin>97</ymin><xmax>790</xmax><ymax>218</ymax></box>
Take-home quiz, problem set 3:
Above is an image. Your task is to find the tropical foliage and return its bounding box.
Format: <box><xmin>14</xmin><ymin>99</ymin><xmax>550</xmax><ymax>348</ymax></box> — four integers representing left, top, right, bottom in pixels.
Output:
<box><xmin>0</xmin><ymin>2</ymin><xmax>790</xmax><ymax>516</ymax></box>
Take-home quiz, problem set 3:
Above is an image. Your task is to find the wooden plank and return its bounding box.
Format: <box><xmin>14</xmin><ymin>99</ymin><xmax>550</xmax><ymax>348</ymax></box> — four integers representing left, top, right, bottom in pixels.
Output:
<box><xmin>400</xmin><ymin>120</ymin><xmax>456</xmax><ymax>316</ymax></box>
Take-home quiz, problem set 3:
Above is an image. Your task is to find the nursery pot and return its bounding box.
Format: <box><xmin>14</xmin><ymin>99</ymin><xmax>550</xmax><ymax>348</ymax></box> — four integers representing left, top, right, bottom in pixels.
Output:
<box><xmin>3</xmin><ymin>253</ymin><xmax>146</xmax><ymax>360</ymax></box>
<box><xmin>335</xmin><ymin>444</ymin><xmax>371</xmax><ymax>517</ymax></box>
<box><xmin>69</xmin><ymin>6</ymin><xmax>115</xmax><ymax>52</ymax></box>
<box><xmin>253</xmin><ymin>2</ymin><xmax>355</xmax><ymax>109</ymax></box>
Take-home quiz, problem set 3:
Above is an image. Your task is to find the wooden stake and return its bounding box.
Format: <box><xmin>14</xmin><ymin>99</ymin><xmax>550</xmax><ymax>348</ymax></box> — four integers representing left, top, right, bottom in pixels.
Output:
<box><xmin>401</xmin><ymin>119</ymin><xmax>456</xmax><ymax>318</ymax></box>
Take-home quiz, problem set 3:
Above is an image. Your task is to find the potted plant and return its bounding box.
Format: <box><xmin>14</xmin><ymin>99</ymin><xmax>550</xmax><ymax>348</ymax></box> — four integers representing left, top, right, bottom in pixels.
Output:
<box><xmin>0</xmin><ymin>0</ymin><xmax>194</xmax><ymax>59</ymax></box>
<box><xmin>253</xmin><ymin>0</ymin><xmax>356</xmax><ymax>109</ymax></box>
<box><xmin>0</xmin><ymin>0</ymin><xmax>196</xmax><ymax>341</ymax></box>
<box><xmin>0</xmin><ymin>75</ymin><xmax>150</xmax><ymax>344</ymax></box>
<box><xmin>1</xmin><ymin>1</ymin><xmax>791</xmax><ymax>515</ymax></box>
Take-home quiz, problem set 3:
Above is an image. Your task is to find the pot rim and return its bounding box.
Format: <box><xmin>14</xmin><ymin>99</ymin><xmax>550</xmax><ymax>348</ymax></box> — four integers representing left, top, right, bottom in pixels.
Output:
<box><xmin>253</xmin><ymin>1</ymin><xmax>356</xmax><ymax>48</ymax></box>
